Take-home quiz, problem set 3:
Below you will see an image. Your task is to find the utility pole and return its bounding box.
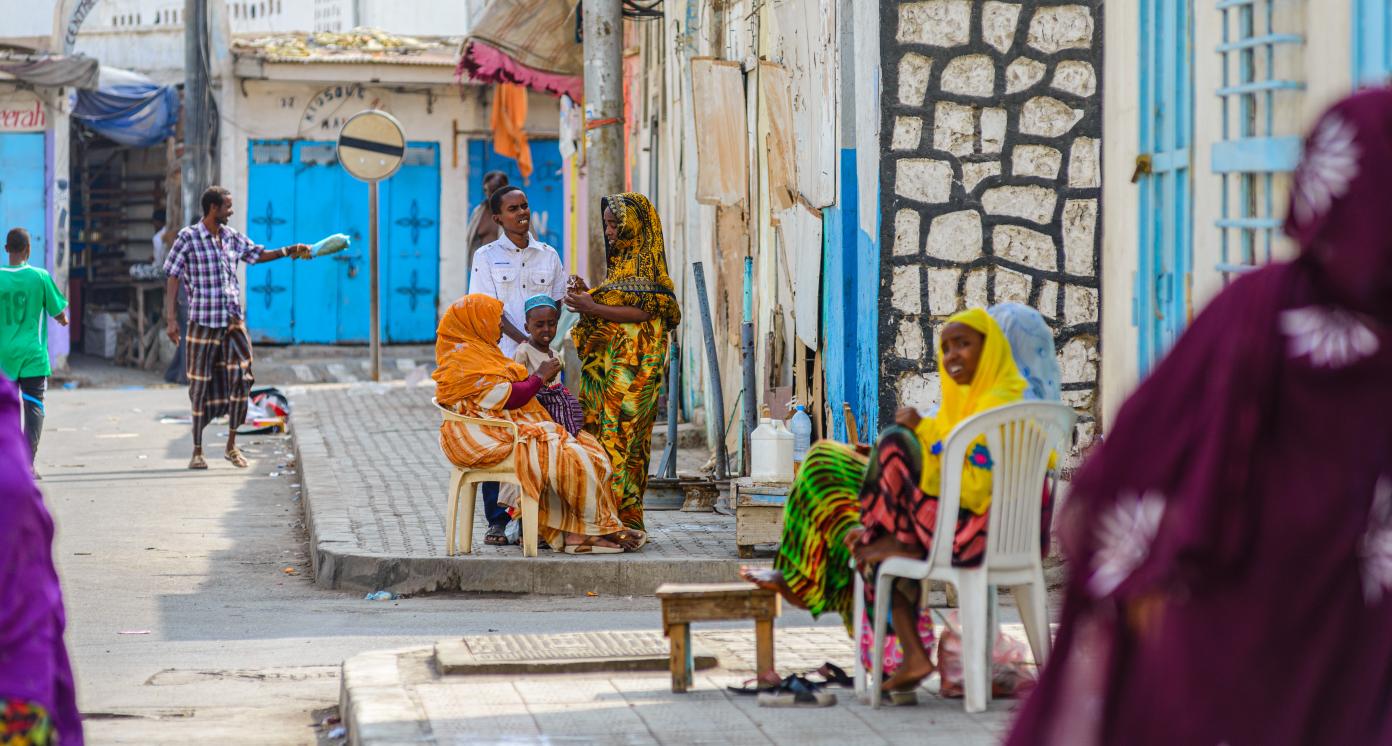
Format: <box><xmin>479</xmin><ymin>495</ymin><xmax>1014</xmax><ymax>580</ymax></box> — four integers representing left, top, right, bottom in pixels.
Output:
<box><xmin>182</xmin><ymin>0</ymin><xmax>212</xmax><ymax>226</ymax></box>
<box><xmin>582</xmin><ymin>0</ymin><xmax>623</xmax><ymax>284</ymax></box>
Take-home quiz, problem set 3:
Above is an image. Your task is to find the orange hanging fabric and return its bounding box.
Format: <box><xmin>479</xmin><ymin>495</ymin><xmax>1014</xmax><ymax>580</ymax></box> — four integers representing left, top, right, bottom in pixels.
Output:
<box><xmin>490</xmin><ymin>82</ymin><xmax>533</xmax><ymax>181</ymax></box>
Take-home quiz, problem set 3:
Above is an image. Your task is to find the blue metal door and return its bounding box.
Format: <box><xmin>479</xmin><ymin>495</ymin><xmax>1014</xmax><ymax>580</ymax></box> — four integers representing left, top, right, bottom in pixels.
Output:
<box><xmin>467</xmin><ymin>138</ymin><xmax>565</xmax><ymax>253</ymax></box>
<box><xmin>290</xmin><ymin>141</ymin><xmax>348</xmax><ymax>344</ymax></box>
<box><xmin>333</xmin><ymin>155</ymin><xmax>373</xmax><ymax>344</ymax></box>
<box><xmin>247</xmin><ymin>139</ymin><xmax>441</xmax><ymax>344</ymax></box>
<box><xmin>245</xmin><ymin>140</ymin><xmax>296</xmax><ymax>343</ymax></box>
<box><xmin>0</xmin><ymin>134</ymin><xmax>47</xmax><ymax>261</ymax></box>
<box><xmin>1134</xmin><ymin>0</ymin><xmax>1193</xmax><ymax>373</ymax></box>
<box><xmin>1355</xmin><ymin>0</ymin><xmax>1392</xmax><ymax>85</ymax></box>
<box><xmin>383</xmin><ymin>143</ymin><xmax>440</xmax><ymax>342</ymax></box>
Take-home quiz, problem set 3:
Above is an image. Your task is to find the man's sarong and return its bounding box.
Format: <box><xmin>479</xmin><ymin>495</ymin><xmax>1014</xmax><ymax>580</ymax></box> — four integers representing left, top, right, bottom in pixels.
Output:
<box><xmin>186</xmin><ymin>321</ymin><xmax>254</xmax><ymax>447</ymax></box>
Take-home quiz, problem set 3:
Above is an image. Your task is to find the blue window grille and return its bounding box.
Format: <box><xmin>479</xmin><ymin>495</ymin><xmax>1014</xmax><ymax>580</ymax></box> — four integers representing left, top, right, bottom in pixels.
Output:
<box><xmin>1212</xmin><ymin>0</ymin><xmax>1305</xmax><ymax>276</ymax></box>
<box><xmin>1354</xmin><ymin>0</ymin><xmax>1392</xmax><ymax>85</ymax></box>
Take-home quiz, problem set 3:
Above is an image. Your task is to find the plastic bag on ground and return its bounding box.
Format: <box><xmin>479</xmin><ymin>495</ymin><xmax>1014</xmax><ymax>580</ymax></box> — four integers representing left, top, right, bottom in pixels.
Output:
<box><xmin>936</xmin><ymin>610</ymin><xmax>1038</xmax><ymax>699</ymax></box>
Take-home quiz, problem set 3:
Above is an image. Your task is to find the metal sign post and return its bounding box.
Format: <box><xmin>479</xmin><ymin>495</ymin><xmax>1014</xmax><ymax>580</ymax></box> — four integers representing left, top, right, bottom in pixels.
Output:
<box><xmin>337</xmin><ymin>110</ymin><xmax>405</xmax><ymax>382</ymax></box>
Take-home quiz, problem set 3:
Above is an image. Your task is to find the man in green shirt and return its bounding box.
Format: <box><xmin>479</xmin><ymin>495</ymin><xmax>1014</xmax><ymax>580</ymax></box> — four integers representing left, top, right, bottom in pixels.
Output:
<box><xmin>1</xmin><ymin>228</ymin><xmax>69</xmax><ymax>471</ymax></box>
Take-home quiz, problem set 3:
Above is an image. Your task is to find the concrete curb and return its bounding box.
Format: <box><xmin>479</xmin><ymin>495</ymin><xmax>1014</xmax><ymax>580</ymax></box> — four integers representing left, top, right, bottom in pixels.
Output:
<box><xmin>339</xmin><ymin>647</ymin><xmax>434</xmax><ymax>746</ymax></box>
<box><xmin>291</xmin><ymin>384</ymin><xmax>751</xmax><ymax>597</ymax></box>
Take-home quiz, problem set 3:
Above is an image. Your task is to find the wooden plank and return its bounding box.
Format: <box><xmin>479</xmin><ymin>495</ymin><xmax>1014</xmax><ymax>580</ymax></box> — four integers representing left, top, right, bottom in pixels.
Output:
<box><xmin>659</xmin><ymin>594</ymin><xmax>780</xmax><ymax>625</ymax></box>
<box><xmin>754</xmin><ymin>618</ymin><xmax>775</xmax><ymax>676</ymax></box>
<box><xmin>760</xmin><ymin>61</ymin><xmax>797</xmax><ymax>213</ymax></box>
<box><xmin>736</xmin><ymin>505</ymin><xmax>784</xmax><ymax>548</ymax></box>
<box><xmin>690</xmin><ymin>57</ymin><xmax>748</xmax><ymax>206</ymax></box>
<box><xmin>656</xmin><ymin>582</ymin><xmax>773</xmax><ymax>598</ymax></box>
<box><xmin>668</xmin><ymin>622</ymin><xmax>691</xmax><ymax>693</ymax></box>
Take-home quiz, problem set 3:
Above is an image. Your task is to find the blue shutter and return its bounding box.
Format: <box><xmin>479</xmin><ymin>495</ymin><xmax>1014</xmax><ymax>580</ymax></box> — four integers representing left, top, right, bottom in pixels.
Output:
<box><xmin>1354</xmin><ymin>0</ymin><xmax>1392</xmax><ymax>85</ymax></box>
<box><xmin>1211</xmin><ymin>0</ymin><xmax>1304</xmax><ymax>277</ymax></box>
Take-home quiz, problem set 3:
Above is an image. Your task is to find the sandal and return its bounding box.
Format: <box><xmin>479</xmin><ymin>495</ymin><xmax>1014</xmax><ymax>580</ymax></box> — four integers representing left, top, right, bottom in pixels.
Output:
<box><xmin>224</xmin><ymin>448</ymin><xmax>249</xmax><ymax>468</ymax></box>
<box><xmin>188</xmin><ymin>452</ymin><xmax>208</xmax><ymax>470</ymax></box>
<box><xmin>755</xmin><ymin>675</ymin><xmax>837</xmax><ymax>708</ymax></box>
<box><xmin>484</xmin><ymin>526</ymin><xmax>510</xmax><ymax>546</ymax></box>
<box><xmin>812</xmin><ymin>662</ymin><xmax>855</xmax><ymax>688</ymax></box>
<box><xmin>726</xmin><ymin>669</ymin><xmax>784</xmax><ymax>695</ymax></box>
<box><xmin>562</xmin><ymin>535</ymin><xmax>623</xmax><ymax>555</ymax></box>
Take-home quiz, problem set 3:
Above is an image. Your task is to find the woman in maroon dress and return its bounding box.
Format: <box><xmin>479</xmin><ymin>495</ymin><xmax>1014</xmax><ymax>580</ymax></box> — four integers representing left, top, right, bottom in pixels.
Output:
<box><xmin>1007</xmin><ymin>88</ymin><xmax>1392</xmax><ymax>745</ymax></box>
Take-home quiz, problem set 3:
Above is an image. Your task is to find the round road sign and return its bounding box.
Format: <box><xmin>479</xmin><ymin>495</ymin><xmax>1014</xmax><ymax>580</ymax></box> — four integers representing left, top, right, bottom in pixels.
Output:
<box><xmin>337</xmin><ymin>110</ymin><xmax>406</xmax><ymax>182</ymax></box>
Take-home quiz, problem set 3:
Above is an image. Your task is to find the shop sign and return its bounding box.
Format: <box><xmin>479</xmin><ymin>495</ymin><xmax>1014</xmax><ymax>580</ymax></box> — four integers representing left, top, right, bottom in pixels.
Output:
<box><xmin>0</xmin><ymin>92</ymin><xmax>46</xmax><ymax>132</ymax></box>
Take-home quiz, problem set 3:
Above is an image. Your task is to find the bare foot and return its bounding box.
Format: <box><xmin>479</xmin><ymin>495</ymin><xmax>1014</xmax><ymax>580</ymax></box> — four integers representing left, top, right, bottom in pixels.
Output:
<box><xmin>605</xmin><ymin>529</ymin><xmax>647</xmax><ymax>551</ymax></box>
<box><xmin>738</xmin><ymin>567</ymin><xmax>809</xmax><ymax>610</ymax></box>
<box><xmin>565</xmin><ymin>533</ymin><xmax>622</xmax><ymax>550</ymax></box>
<box><xmin>881</xmin><ymin>656</ymin><xmax>935</xmax><ymax>693</ymax></box>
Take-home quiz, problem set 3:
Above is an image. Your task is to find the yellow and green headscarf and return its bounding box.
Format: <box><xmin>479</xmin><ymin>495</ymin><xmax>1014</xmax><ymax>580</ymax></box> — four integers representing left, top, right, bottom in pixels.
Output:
<box><xmin>573</xmin><ymin>193</ymin><xmax>681</xmax><ymax>347</ymax></box>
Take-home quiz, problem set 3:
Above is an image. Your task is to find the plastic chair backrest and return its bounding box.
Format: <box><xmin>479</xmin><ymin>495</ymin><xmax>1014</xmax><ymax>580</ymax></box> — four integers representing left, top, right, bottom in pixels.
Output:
<box><xmin>930</xmin><ymin>402</ymin><xmax>1076</xmax><ymax>572</ymax></box>
<box><xmin>430</xmin><ymin>397</ymin><xmax>519</xmax><ymax>434</ymax></box>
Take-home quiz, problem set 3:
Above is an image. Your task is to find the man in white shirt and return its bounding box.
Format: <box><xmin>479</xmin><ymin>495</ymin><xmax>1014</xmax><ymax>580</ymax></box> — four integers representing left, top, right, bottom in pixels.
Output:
<box><xmin>469</xmin><ymin>185</ymin><xmax>566</xmax><ymax>357</ymax></box>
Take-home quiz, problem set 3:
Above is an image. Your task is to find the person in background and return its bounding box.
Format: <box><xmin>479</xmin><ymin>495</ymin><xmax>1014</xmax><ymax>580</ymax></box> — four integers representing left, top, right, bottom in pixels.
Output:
<box><xmin>150</xmin><ymin>208</ymin><xmax>172</xmax><ymax>266</ymax></box>
<box><xmin>465</xmin><ymin>170</ymin><xmax>509</xmax><ymax>268</ymax></box>
<box><xmin>154</xmin><ymin>209</ymin><xmax>188</xmax><ymax>385</ymax></box>
<box><xmin>469</xmin><ymin>185</ymin><xmax>566</xmax><ymax>545</ymax></box>
<box><xmin>433</xmin><ymin>294</ymin><xmax>644</xmax><ymax>554</ymax></box>
<box><xmin>0</xmin><ymin>228</ymin><xmax>69</xmax><ymax>477</ymax></box>
<box><xmin>566</xmin><ymin>193</ymin><xmax>681</xmax><ymax>532</ymax></box>
<box><xmin>163</xmin><ymin>186</ymin><xmax>309</xmax><ymax>470</ymax></box>
<box><xmin>1005</xmin><ymin>87</ymin><xmax>1392</xmax><ymax>746</ymax></box>
<box><xmin>513</xmin><ymin>295</ymin><xmax>585</xmax><ymax>437</ymax></box>
<box><xmin>0</xmin><ymin>375</ymin><xmax>83</xmax><ymax>745</ymax></box>
<box><xmin>741</xmin><ymin>309</ymin><xmax>1039</xmax><ymax>694</ymax></box>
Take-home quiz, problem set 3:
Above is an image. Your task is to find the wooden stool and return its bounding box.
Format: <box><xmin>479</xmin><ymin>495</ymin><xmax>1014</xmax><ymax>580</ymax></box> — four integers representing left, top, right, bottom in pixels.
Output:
<box><xmin>656</xmin><ymin>582</ymin><xmax>780</xmax><ymax>693</ymax></box>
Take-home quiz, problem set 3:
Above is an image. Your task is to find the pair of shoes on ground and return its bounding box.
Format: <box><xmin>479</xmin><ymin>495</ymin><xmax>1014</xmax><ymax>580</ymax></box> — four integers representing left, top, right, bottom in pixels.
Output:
<box><xmin>728</xmin><ymin>663</ymin><xmax>855</xmax><ymax>708</ymax></box>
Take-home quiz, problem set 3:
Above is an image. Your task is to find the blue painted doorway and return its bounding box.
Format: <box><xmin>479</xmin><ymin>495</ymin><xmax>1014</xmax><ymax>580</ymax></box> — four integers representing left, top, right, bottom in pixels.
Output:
<box><xmin>245</xmin><ymin>139</ymin><xmax>440</xmax><ymax>344</ymax></box>
<box><xmin>1355</xmin><ymin>0</ymin><xmax>1392</xmax><ymax>85</ymax></box>
<box><xmin>467</xmin><ymin>138</ymin><xmax>564</xmax><ymax>253</ymax></box>
<box><xmin>1134</xmin><ymin>0</ymin><xmax>1193</xmax><ymax>373</ymax></box>
<box><xmin>0</xmin><ymin>134</ymin><xmax>47</xmax><ymax>260</ymax></box>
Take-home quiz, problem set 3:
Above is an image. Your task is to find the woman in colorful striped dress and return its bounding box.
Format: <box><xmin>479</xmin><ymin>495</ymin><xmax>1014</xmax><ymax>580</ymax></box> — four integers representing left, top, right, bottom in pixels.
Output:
<box><xmin>566</xmin><ymin>193</ymin><xmax>681</xmax><ymax>531</ymax></box>
<box><xmin>434</xmin><ymin>294</ymin><xmax>644</xmax><ymax>554</ymax></box>
<box><xmin>743</xmin><ymin>307</ymin><xmax>1047</xmax><ymax>692</ymax></box>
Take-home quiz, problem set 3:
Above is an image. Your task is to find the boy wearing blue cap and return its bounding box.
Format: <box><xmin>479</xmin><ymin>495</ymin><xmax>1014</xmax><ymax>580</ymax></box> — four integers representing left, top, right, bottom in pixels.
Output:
<box><xmin>514</xmin><ymin>295</ymin><xmax>584</xmax><ymax>436</ymax></box>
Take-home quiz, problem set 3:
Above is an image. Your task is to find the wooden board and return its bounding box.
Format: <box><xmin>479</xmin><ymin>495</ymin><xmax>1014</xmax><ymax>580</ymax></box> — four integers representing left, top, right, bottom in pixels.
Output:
<box><xmin>659</xmin><ymin>590</ymin><xmax>780</xmax><ymax>626</ymax></box>
<box><xmin>690</xmin><ymin>57</ymin><xmax>748</xmax><ymax>206</ymax></box>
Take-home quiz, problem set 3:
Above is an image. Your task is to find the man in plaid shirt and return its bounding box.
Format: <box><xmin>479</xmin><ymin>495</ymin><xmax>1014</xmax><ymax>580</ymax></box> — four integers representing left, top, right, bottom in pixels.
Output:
<box><xmin>163</xmin><ymin>186</ymin><xmax>309</xmax><ymax>470</ymax></box>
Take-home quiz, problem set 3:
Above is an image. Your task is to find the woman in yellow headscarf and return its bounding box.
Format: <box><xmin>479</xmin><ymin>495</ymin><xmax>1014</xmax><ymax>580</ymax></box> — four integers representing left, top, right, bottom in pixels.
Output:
<box><xmin>433</xmin><ymin>294</ymin><xmax>643</xmax><ymax>554</ymax></box>
<box><xmin>742</xmin><ymin>308</ymin><xmax>1035</xmax><ymax>692</ymax></box>
<box><xmin>565</xmin><ymin>193</ymin><xmax>681</xmax><ymax>531</ymax></box>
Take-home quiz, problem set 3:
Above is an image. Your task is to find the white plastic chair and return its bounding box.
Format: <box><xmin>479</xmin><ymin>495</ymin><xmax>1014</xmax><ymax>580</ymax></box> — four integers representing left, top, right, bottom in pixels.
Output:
<box><xmin>854</xmin><ymin>401</ymin><xmax>1076</xmax><ymax>712</ymax></box>
<box><xmin>431</xmin><ymin>398</ymin><xmax>540</xmax><ymax>558</ymax></box>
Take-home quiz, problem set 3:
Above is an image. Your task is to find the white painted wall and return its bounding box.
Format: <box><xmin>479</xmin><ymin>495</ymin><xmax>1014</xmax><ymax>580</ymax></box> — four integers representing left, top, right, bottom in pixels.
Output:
<box><xmin>217</xmin><ymin>73</ymin><xmax>558</xmax><ymax>318</ymax></box>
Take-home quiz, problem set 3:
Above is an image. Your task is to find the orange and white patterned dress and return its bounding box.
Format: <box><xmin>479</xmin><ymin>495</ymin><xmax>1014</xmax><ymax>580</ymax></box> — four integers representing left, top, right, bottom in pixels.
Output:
<box><xmin>434</xmin><ymin>295</ymin><xmax>623</xmax><ymax>548</ymax></box>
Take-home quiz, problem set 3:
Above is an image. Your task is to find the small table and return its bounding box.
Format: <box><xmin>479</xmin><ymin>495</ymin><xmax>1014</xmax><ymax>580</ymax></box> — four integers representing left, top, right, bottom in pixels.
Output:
<box><xmin>733</xmin><ymin>477</ymin><xmax>792</xmax><ymax>558</ymax></box>
<box><xmin>656</xmin><ymin>582</ymin><xmax>780</xmax><ymax>693</ymax></box>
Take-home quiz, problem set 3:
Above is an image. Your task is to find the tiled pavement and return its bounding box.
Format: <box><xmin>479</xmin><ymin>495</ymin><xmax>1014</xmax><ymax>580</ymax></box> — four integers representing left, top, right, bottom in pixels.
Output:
<box><xmin>291</xmin><ymin>383</ymin><xmax>751</xmax><ymax>595</ymax></box>
<box><xmin>342</xmin><ymin>625</ymin><xmax>1026</xmax><ymax>745</ymax></box>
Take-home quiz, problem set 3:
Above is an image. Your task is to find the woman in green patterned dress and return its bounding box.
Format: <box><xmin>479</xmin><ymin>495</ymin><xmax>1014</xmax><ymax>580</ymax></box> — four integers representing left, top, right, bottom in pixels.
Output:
<box><xmin>565</xmin><ymin>193</ymin><xmax>681</xmax><ymax>531</ymax></box>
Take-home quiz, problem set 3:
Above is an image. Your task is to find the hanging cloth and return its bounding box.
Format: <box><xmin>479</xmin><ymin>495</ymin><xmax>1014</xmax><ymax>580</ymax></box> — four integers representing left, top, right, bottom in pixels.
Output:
<box><xmin>491</xmin><ymin>82</ymin><xmax>533</xmax><ymax>182</ymax></box>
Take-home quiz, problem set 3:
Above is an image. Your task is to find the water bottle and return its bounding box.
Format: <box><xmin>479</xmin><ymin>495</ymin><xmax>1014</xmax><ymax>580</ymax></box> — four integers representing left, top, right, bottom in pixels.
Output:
<box><xmin>790</xmin><ymin>405</ymin><xmax>812</xmax><ymax>464</ymax></box>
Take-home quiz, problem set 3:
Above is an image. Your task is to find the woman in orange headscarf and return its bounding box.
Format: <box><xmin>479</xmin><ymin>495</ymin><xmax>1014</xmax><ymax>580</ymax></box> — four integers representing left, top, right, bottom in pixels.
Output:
<box><xmin>433</xmin><ymin>294</ymin><xmax>643</xmax><ymax>553</ymax></box>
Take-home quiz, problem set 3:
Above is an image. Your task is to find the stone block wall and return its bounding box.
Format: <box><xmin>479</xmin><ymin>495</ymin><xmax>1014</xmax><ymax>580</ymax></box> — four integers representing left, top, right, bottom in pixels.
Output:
<box><xmin>879</xmin><ymin>0</ymin><xmax>1102</xmax><ymax>448</ymax></box>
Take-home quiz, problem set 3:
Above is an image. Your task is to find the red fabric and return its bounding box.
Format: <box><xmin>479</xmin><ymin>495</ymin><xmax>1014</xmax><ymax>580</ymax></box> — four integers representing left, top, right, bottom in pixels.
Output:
<box><xmin>1006</xmin><ymin>89</ymin><xmax>1392</xmax><ymax>746</ymax></box>
<box><xmin>504</xmin><ymin>375</ymin><xmax>542</xmax><ymax>409</ymax></box>
<box><xmin>457</xmin><ymin>41</ymin><xmax>582</xmax><ymax>102</ymax></box>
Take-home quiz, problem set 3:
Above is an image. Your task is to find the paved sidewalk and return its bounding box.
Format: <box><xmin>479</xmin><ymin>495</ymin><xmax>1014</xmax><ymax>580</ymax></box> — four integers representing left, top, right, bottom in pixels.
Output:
<box><xmin>292</xmin><ymin>383</ymin><xmax>750</xmax><ymax>595</ymax></box>
<box><xmin>341</xmin><ymin>625</ymin><xmax>1024</xmax><ymax>745</ymax></box>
